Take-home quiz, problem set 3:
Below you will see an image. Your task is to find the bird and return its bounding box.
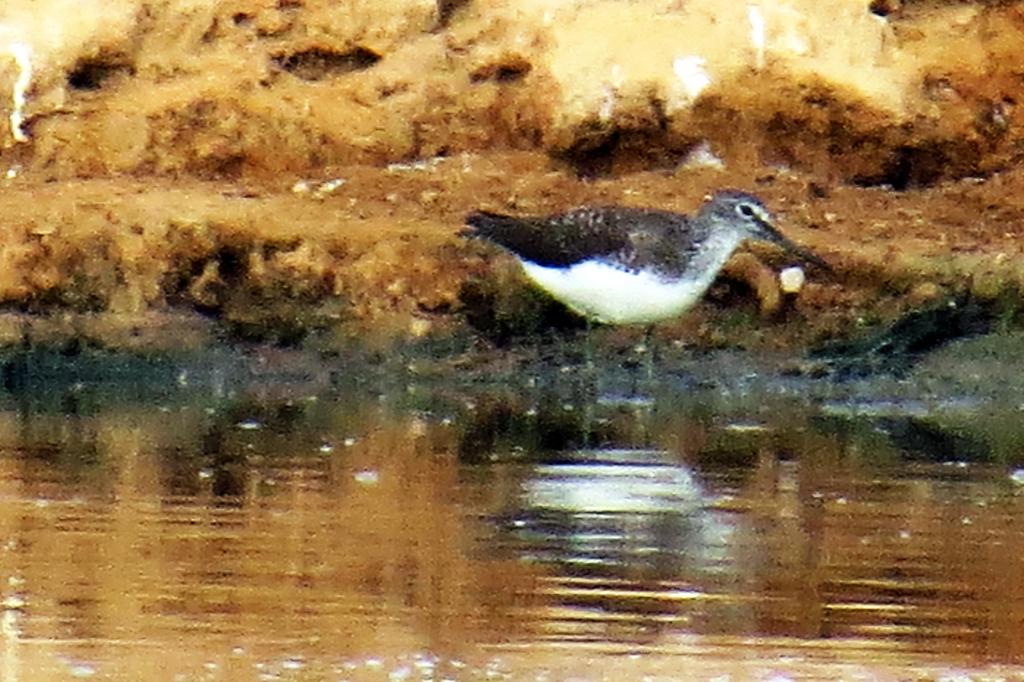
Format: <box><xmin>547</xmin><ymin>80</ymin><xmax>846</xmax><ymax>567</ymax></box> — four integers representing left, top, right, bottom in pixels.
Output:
<box><xmin>462</xmin><ymin>190</ymin><xmax>829</xmax><ymax>326</ymax></box>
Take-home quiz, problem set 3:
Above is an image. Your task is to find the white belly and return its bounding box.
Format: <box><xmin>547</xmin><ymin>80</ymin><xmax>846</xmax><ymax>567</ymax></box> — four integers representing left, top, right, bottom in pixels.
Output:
<box><xmin>521</xmin><ymin>260</ymin><xmax>708</xmax><ymax>325</ymax></box>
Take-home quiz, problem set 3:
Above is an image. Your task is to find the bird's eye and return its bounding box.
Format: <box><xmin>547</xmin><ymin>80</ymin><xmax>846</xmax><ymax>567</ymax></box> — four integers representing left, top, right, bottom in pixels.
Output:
<box><xmin>736</xmin><ymin>203</ymin><xmax>756</xmax><ymax>218</ymax></box>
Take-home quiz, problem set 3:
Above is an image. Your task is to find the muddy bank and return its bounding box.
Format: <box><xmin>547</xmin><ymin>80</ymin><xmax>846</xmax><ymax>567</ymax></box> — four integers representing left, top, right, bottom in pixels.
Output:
<box><xmin>0</xmin><ymin>152</ymin><xmax>1021</xmax><ymax>352</ymax></box>
<box><xmin>0</xmin><ymin>1</ymin><xmax>1022</xmax><ymax>351</ymax></box>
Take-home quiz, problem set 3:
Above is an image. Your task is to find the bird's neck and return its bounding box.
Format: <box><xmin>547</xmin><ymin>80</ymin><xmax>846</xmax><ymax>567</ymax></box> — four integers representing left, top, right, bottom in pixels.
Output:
<box><xmin>684</xmin><ymin>229</ymin><xmax>745</xmax><ymax>286</ymax></box>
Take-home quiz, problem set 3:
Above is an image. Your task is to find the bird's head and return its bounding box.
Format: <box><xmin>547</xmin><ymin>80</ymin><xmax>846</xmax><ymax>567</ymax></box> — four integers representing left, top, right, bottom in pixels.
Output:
<box><xmin>701</xmin><ymin>190</ymin><xmax>830</xmax><ymax>271</ymax></box>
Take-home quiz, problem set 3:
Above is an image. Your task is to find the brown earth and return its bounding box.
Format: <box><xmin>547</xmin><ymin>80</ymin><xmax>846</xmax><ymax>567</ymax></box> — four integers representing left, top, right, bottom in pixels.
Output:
<box><xmin>0</xmin><ymin>151</ymin><xmax>1020</xmax><ymax>353</ymax></box>
<box><xmin>0</xmin><ymin>0</ymin><xmax>1022</xmax><ymax>352</ymax></box>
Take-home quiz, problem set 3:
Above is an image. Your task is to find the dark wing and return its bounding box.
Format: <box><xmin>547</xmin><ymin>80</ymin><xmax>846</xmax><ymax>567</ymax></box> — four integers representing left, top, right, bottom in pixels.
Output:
<box><xmin>463</xmin><ymin>206</ymin><xmax>697</xmax><ymax>270</ymax></box>
<box><xmin>463</xmin><ymin>208</ymin><xmax>627</xmax><ymax>267</ymax></box>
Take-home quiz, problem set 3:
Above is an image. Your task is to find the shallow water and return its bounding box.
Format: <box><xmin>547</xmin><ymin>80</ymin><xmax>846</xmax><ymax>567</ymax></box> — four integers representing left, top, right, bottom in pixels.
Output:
<box><xmin>2</xmin><ymin>340</ymin><xmax>1024</xmax><ymax>680</ymax></box>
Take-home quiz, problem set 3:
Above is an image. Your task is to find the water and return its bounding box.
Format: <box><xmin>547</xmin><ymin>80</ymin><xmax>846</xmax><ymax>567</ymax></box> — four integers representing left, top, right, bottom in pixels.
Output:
<box><xmin>1</xmin><ymin>340</ymin><xmax>1024</xmax><ymax>680</ymax></box>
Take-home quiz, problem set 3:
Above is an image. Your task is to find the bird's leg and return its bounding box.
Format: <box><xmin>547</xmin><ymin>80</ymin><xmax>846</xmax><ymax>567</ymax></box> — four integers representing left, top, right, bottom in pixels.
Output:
<box><xmin>643</xmin><ymin>325</ymin><xmax>656</xmax><ymax>383</ymax></box>
<box><xmin>584</xmin><ymin>318</ymin><xmax>595</xmax><ymax>372</ymax></box>
<box><xmin>625</xmin><ymin>325</ymin><xmax>656</xmax><ymax>396</ymax></box>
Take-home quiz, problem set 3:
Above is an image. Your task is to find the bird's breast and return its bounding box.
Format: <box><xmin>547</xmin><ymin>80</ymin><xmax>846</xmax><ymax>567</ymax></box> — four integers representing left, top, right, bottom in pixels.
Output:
<box><xmin>520</xmin><ymin>259</ymin><xmax>709</xmax><ymax>324</ymax></box>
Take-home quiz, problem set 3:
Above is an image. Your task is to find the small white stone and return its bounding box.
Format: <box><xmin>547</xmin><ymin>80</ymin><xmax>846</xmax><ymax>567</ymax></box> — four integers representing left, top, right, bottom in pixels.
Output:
<box><xmin>680</xmin><ymin>140</ymin><xmax>725</xmax><ymax>169</ymax></box>
<box><xmin>68</xmin><ymin>663</ymin><xmax>97</xmax><ymax>678</ymax></box>
<box><xmin>313</xmin><ymin>178</ymin><xmax>346</xmax><ymax>198</ymax></box>
<box><xmin>353</xmin><ymin>470</ymin><xmax>379</xmax><ymax>485</ymax></box>
<box><xmin>779</xmin><ymin>266</ymin><xmax>806</xmax><ymax>294</ymax></box>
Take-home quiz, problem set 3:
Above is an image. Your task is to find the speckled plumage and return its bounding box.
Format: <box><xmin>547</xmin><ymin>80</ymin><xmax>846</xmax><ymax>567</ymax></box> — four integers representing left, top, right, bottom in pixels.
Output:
<box><xmin>463</xmin><ymin>190</ymin><xmax>827</xmax><ymax>325</ymax></box>
<box><xmin>464</xmin><ymin>206</ymin><xmax>701</xmax><ymax>277</ymax></box>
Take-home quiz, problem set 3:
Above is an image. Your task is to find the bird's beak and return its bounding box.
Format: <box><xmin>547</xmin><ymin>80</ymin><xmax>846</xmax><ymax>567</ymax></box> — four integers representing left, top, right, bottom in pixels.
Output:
<box><xmin>754</xmin><ymin>215</ymin><xmax>832</xmax><ymax>273</ymax></box>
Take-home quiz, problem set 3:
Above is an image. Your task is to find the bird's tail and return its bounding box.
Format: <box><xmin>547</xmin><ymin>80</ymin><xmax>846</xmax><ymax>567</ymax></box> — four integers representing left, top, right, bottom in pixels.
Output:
<box><xmin>461</xmin><ymin>211</ymin><xmax>521</xmax><ymax>239</ymax></box>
